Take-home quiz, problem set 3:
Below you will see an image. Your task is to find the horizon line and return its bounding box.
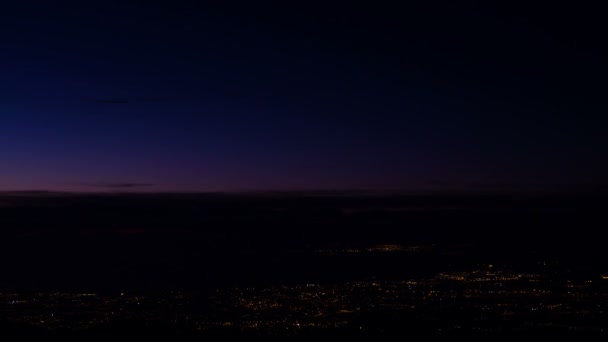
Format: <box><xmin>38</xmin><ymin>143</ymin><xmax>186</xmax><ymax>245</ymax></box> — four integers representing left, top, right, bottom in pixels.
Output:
<box><xmin>1</xmin><ymin>186</ymin><xmax>608</xmax><ymax>196</ymax></box>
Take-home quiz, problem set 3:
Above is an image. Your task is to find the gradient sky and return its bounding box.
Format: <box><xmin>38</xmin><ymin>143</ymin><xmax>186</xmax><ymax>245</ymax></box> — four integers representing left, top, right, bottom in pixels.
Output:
<box><xmin>1</xmin><ymin>1</ymin><xmax>607</xmax><ymax>192</ymax></box>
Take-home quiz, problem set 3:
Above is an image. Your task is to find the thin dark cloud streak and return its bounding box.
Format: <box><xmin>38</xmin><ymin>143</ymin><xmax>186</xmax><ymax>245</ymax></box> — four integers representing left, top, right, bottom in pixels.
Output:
<box><xmin>93</xmin><ymin>97</ymin><xmax>164</xmax><ymax>105</ymax></box>
<box><xmin>86</xmin><ymin>182</ymin><xmax>155</xmax><ymax>189</ymax></box>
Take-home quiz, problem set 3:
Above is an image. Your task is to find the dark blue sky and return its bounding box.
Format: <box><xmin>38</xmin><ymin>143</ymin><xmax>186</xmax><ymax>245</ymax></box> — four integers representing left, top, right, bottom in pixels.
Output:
<box><xmin>1</xmin><ymin>1</ymin><xmax>607</xmax><ymax>192</ymax></box>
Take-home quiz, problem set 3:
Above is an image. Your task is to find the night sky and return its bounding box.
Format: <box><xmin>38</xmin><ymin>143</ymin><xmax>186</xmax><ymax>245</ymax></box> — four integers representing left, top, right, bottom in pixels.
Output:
<box><xmin>2</xmin><ymin>1</ymin><xmax>607</xmax><ymax>192</ymax></box>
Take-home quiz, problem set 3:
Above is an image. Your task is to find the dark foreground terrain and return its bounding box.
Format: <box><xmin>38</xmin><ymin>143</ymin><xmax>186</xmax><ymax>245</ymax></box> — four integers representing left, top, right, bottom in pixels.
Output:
<box><xmin>1</xmin><ymin>191</ymin><xmax>608</xmax><ymax>336</ymax></box>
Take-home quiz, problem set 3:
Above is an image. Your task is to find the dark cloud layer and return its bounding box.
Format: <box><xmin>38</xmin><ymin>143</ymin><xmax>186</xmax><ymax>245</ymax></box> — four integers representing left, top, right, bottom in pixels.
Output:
<box><xmin>89</xmin><ymin>183</ymin><xmax>155</xmax><ymax>189</ymax></box>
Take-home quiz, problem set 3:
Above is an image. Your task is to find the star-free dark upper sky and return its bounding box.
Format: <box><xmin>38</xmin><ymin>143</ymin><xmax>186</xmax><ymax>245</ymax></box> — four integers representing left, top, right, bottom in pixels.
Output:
<box><xmin>1</xmin><ymin>1</ymin><xmax>607</xmax><ymax>192</ymax></box>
